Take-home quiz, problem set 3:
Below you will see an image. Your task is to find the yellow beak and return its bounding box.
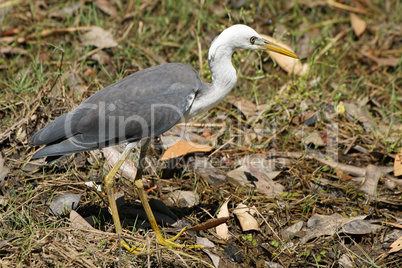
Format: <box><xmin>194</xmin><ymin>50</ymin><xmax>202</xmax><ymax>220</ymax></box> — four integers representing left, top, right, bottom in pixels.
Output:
<box><xmin>263</xmin><ymin>40</ymin><xmax>299</xmax><ymax>59</ymax></box>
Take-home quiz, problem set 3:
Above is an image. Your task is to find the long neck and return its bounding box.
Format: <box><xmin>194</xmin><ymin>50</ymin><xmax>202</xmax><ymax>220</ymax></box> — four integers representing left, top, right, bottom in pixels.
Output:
<box><xmin>209</xmin><ymin>46</ymin><xmax>237</xmax><ymax>96</ymax></box>
<box><xmin>184</xmin><ymin>35</ymin><xmax>237</xmax><ymax>119</ymax></box>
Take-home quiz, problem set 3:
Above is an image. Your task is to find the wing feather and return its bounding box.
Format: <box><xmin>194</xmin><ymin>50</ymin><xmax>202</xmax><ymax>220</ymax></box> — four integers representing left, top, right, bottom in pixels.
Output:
<box><xmin>31</xmin><ymin>65</ymin><xmax>199</xmax><ymax>159</ymax></box>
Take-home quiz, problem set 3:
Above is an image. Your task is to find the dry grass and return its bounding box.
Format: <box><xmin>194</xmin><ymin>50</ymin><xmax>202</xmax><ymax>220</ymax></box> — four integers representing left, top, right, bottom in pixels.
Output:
<box><xmin>1</xmin><ymin>0</ymin><xmax>401</xmax><ymax>267</ymax></box>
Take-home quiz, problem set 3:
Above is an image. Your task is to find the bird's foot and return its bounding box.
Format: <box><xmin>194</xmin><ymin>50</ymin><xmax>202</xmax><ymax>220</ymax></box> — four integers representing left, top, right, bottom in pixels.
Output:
<box><xmin>119</xmin><ymin>227</ymin><xmax>203</xmax><ymax>253</ymax></box>
<box><xmin>155</xmin><ymin>227</ymin><xmax>203</xmax><ymax>249</ymax></box>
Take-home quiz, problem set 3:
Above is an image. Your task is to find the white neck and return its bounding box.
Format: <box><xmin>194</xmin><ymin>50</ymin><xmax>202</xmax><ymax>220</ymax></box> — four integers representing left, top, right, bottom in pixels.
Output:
<box><xmin>185</xmin><ymin>35</ymin><xmax>237</xmax><ymax>118</ymax></box>
<box><xmin>209</xmin><ymin>44</ymin><xmax>237</xmax><ymax>96</ymax></box>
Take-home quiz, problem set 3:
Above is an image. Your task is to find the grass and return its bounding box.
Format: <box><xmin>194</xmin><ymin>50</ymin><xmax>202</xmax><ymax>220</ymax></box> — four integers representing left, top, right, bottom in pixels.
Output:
<box><xmin>1</xmin><ymin>0</ymin><xmax>402</xmax><ymax>267</ymax></box>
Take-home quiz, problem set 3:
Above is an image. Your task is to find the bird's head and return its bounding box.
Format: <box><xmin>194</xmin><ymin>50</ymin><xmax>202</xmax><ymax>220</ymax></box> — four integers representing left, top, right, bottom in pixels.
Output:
<box><xmin>209</xmin><ymin>24</ymin><xmax>298</xmax><ymax>61</ymax></box>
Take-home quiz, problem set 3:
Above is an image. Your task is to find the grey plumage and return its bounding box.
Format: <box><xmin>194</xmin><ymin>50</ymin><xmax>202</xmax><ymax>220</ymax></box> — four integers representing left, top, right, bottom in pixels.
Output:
<box><xmin>30</xmin><ymin>25</ymin><xmax>298</xmax><ymax>161</ymax></box>
<box><xmin>30</xmin><ymin>63</ymin><xmax>202</xmax><ymax>159</ymax></box>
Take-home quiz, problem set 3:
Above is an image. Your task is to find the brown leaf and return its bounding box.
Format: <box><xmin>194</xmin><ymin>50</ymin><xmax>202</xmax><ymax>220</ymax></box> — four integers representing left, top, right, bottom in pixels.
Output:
<box><xmin>49</xmin><ymin>3</ymin><xmax>81</xmax><ymax>19</ymax></box>
<box><xmin>360</xmin><ymin>164</ymin><xmax>393</xmax><ymax>196</ymax></box>
<box><xmin>102</xmin><ymin>147</ymin><xmax>137</xmax><ymax>180</ymax></box>
<box><xmin>350</xmin><ymin>13</ymin><xmax>366</xmax><ymax>37</ymax></box>
<box><xmin>1</xmin><ymin>28</ymin><xmax>19</xmax><ymax>37</ymax></box>
<box><xmin>335</xmin><ymin>167</ymin><xmax>353</xmax><ymax>181</ymax></box>
<box><xmin>194</xmin><ymin>157</ymin><xmax>227</xmax><ymax>186</ymax></box>
<box><xmin>260</xmin><ymin>34</ymin><xmax>309</xmax><ymax>75</ymax></box>
<box><xmin>49</xmin><ymin>194</ymin><xmax>82</xmax><ymax>216</ymax></box>
<box><xmin>360</xmin><ymin>50</ymin><xmax>400</xmax><ymax>67</ymax></box>
<box><xmin>292</xmin><ymin>111</ymin><xmax>318</xmax><ymax>126</ymax></box>
<box><xmin>394</xmin><ymin>152</ymin><xmax>402</xmax><ymax>177</ymax></box>
<box><xmin>161</xmin><ymin>140</ymin><xmax>213</xmax><ymax>160</ymax></box>
<box><xmin>202</xmin><ymin>248</ymin><xmax>220</xmax><ymax>267</ymax></box>
<box><xmin>94</xmin><ymin>0</ymin><xmax>117</xmax><ymax>16</ymax></box>
<box><xmin>301</xmin><ymin>214</ymin><xmax>367</xmax><ymax>243</ymax></box>
<box><xmin>233</xmin><ymin>203</ymin><xmax>259</xmax><ymax>232</ymax></box>
<box><xmin>70</xmin><ymin>210</ymin><xmax>95</xmax><ymax>230</ymax></box>
<box><xmin>216</xmin><ymin>199</ymin><xmax>230</xmax><ymax>240</ymax></box>
<box><xmin>389</xmin><ymin>235</ymin><xmax>402</xmax><ymax>253</ymax></box>
<box><xmin>328</xmin><ymin>0</ymin><xmax>367</xmax><ymax>14</ymax></box>
<box><xmin>80</xmin><ymin>26</ymin><xmax>118</xmax><ymax>48</ymax></box>
<box><xmin>168</xmin><ymin>190</ymin><xmax>199</xmax><ymax>207</ymax></box>
<box><xmin>241</xmin><ymin>154</ymin><xmax>284</xmax><ymax>197</ymax></box>
<box><xmin>188</xmin><ymin>217</ymin><xmax>230</xmax><ymax>231</ymax></box>
<box><xmin>226</xmin><ymin>95</ymin><xmax>258</xmax><ymax>118</ymax></box>
<box><xmin>341</xmin><ymin>220</ymin><xmax>381</xmax><ymax>235</ymax></box>
<box><xmin>303</xmin><ymin>131</ymin><xmax>326</xmax><ymax>147</ymax></box>
<box><xmin>344</xmin><ymin>101</ymin><xmax>374</xmax><ymax>132</ymax></box>
<box><xmin>0</xmin><ymin>154</ymin><xmax>10</xmax><ymax>185</ymax></box>
<box><xmin>18</xmin><ymin>26</ymin><xmax>92</xmax><ymax>44</ymax></box>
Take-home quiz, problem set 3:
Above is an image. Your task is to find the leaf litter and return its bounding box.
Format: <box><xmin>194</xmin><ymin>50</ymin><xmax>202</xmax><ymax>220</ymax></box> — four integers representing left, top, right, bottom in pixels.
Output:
<box><xmin>1</xmin><ymin>1</ymin><xmax>401</xmax><ymax>267</ymax></box>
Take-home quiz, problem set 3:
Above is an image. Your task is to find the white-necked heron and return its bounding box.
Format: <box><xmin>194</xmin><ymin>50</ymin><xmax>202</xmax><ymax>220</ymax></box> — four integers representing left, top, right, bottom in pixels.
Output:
<box><xmin>30</xmin><ymin>24</ymin><xmax>298</xmax><ymax>251</ymax></box>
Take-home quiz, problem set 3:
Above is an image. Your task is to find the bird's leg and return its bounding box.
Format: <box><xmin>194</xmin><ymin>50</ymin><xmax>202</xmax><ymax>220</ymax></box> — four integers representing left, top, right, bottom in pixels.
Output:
<box><xmin>133</xmin><ymin>137</ymin><xmax>202</xmax><ymax>249</ymax></box>
<box><xmin>103</xmin><ymin>142</ymin><xmax>139</xmax><ymax>251</ymax></box>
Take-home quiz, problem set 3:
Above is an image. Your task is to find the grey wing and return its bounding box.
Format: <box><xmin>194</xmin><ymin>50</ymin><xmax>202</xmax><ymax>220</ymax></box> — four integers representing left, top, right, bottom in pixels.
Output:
<box><xmin>31</xmin><ymin>85</ymin><xmax>197</xmax><ymax>159</ymax></box>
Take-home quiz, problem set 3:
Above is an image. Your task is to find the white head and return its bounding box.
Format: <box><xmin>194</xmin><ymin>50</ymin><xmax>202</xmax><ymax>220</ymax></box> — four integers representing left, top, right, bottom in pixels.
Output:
<box><xmin>208</xmin><ymin>24</ymin><xmax>298</xmax><ymax>61</ymax></box>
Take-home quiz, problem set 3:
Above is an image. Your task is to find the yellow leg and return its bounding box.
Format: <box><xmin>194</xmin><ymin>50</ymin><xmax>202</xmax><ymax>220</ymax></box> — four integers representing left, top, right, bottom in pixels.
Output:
<box><xmin>103</xmin><ymin>142</ymin><xmax>140</xmax><ymax>252</ymax></box>
<box><xmin>133</xmin><ymin>138</ymin><xmax>202</xmax><ymax>249</ymax></box>
<box><xmin>104</xmin><ymin>138</ymin><xmax>202</xmax><ymax>253</ymax></box>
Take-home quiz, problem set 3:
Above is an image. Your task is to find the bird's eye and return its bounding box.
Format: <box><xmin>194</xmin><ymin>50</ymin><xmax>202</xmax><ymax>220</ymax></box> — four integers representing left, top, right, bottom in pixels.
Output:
<box><xmin>250</xmin><ymin>36</ymin><xmax>256</xmax><ymax>44</ymax></box>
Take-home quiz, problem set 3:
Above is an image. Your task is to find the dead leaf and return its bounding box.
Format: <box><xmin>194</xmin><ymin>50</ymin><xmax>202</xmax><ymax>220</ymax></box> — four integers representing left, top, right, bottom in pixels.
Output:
<box><xmin>292</xmin><ymin>111</ymin><xmax>318</xmax><ymax>126</ymax></box>
<box><xmin>80</xmin><ymin>26</ymin><xmax>118</xmax><ymax>48</ymax></box>
<box><xmin>216</xmin><ymin>199</ymin><xmax>230</xmax><ymax>240</ymax></box>
<box><xmin>94</xmin><ymin>0</ymin><xmax>117</xmax><ymax>16</ymax></box>
<box><xmin>0</xmin><ymin>47</ymin><xmax>27</xmax><ymax>55</ymax></box>
<box><xmin>49</xmin><ymin>3</ymin><xmax>81</xmax><ymax>19</ymax></box>
<box><xmin>360</xmin><ymin>164</ymin><xmax>393</xmax><ymax>196</ymax></box>
<box><xmin>281</xmin><ymin>221</ymin><xmax>303</xmax><ymax>239</ymax></box>
<box><xmin>161</xmin><ymin>140</ymin><xmax>213</xmax><ymax>160</ymax></box>
<box><xmin>188</xmin><ymin>217</ymin><xmax>229</xmax><ymax>231</ymax></box>
<box><xmin>0</xmin><ymin>36</ymin><xmax>15</xmax><ymax>45</ymax></box>
<box><xmin>18</xmin><ymin>26</ymin><xmax>92</xmax><ymax>44</ymax></box>
<box><xmin>327</xmin><ymin>0</ymin><xmax>367</xmax><ymax>14</ymax></box>
<box><xmin>303</xmin><ymin>131</ymin><xmax>326</xmax><ymax>147</ymax></box>
<box><xmin>344</xmin><ymin>101</ymin><xmax>374</xmax><ymax>132</ymax></box>
<box><xmin>1</xmin><ymin>28</ymin><xmax>19</xmax><ymax>37</ymax></box>
<box><xmin>0</xmin><ymin>196</ymin><xmax>9</xmax><ymax>206</ymax></box>
<box><xmin>70</xmin><ymin>210</ymin><xmax>95</xmax><ymax>230</ymax></box>
<box><xmin>194</xmin><ymin>157</ymin><xmax>227</xmax><ymax>185</ymax></box>
<box><xmin>338</xmin><ymin>254</ymin><xmax>354</xmax><ymax>268</ymax></box>
<box><xmin>389</xmin><ymin>235</ymin><xmax>402</xmax><ymax>253</ymax></box>
<box><xmin>359</xmin><ymin>50</ymin><xmax>400</xmax><ymax>67</ymax></box>
<box><xmin>260</xmin><ymin>34</ymin><xmax>308</xmax><ymax>76</ymax></box>
<box><xmin>350</xmin><ymin>13</ymin><xmax>366</xmax><ymax>37</ymax></box>
<box><xmin>102</xmin><ymin>147</ymin><xmax>137</xmax><ymax>181</ymax></box>
<box><xmin>301</xmin><ymin>214</ymin><xmax>366</xmax><ymax>243</ymax></box>
<box><xmin>49</xmin><ymin>193</ymin><xmax>82</xmax><ymax>216</ymax></box>
<box><xmin>341</xmin><ymin>220</ymin><xmax>381</xmax><ymax>234</ymax></box>
<box><xmin>394</xmin><ymin>152</ymin><xmax>402</xmax><ymax>176</ymax></box>
<box><xmin>335</xmin><ymin>167</ymin><xmax>353</xmax><ymax>181</ymax></box>
<box><xmin>84</xmin><ymin>181</ymin><xmax>102</xmax><ymax>192</ymax></box>
<box><xmin>90</xmin><ymin>50</ymin><xmax>110</xmax><ymax>65</ymax></box>
<box><xmin>196</xmin><ymin>237</ymin><xmax>215</xmax><ymax>248</ymax></box>
<box><xmin>296</xmin><ymin>27</ymin><xmax>316</xmax><ymax>59</ymax></box>
<box><xmin>227</xmin><ymin>166</ymin><xmax>255</xmax><ymax>187</ymax></box>
<box><xmin>233</xmin><ymin>203</ymin><xmax>259</xmax><ymax>232</ymax></box>
<box><xmin>202</xmin><ymin>248</ymin><xmax>220</xmax><ymax>267</ymax></box>
<box><xmin>226</xmin><ymin>95</ymin><xmax>258</xmax><ymax>118</ymax></box>
<box><xmin>0</xmin><ymin>154</ymin><xmax>10</xmax><ymax>185</ymax></box>
<box><xmin>167</xmin><ymin>190</ymin><xmax>199</xmax><ymax>207</ymax></box>
<box><xmin>241</xmin><ymin>154</ymin><xmax>283</xmax><ymax>197</ymax></box>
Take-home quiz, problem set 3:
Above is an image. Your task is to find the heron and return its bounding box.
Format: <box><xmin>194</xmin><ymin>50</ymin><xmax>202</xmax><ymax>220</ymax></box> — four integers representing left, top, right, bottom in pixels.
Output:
<box><xmin>30</xmin><ymin>24</ymin><xmax>298</xmax><ymax>252</ymax></box>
